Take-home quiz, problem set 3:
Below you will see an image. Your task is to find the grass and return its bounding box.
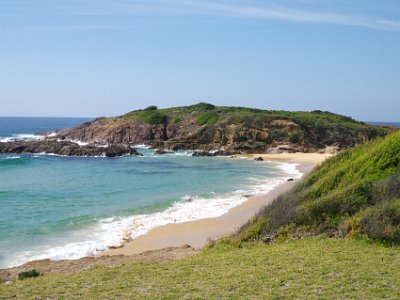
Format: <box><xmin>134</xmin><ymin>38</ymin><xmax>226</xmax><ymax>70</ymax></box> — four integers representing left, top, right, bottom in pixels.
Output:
<box><xmin>234</xmin><ymin>130</ymin><xmax>400</xmax><ymax>245</ymax></box>
<box><xmin>1</xmin><ymin>238</ymin><xmax>400</xmax><ymax>299</ymax></box>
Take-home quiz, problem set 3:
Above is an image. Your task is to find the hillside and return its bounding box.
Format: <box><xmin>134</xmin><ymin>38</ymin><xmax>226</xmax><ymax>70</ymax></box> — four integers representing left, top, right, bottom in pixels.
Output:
<box><xmin>232</xmin><ymin>130</ymin><xmax>400</xmax><ymax>245</ymax></box>
<box><xmin>52</xmin><ymin>103</ymin><xmax>389</xmax><ymax>153</ymax></box>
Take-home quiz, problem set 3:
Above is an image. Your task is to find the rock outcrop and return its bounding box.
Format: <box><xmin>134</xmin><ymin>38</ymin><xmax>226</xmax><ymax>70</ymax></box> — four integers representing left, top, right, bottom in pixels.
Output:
<box><xmin>0</xmin><ymin>141</ymin><xmax>141</xmax><ymax>157</ymax></box>
<box><xmin>36</xmin><ymin>103</ymin><xmax>392</xmax><ymax>155</ymax></box>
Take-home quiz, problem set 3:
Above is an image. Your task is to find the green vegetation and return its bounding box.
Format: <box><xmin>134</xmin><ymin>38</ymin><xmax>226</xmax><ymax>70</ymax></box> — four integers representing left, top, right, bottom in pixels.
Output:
<box><xmin>133</xmin><ymin>109</ymin><xmax>168</xmax><ymax>125</ymax></box>
<box><xmin>2</xmin><ymin>238</ymin><xmax>400</xmax><ymax>299</ymax></box>
<box><xmin>231</xmin><ymin>131</ymin><xmax>400</xmax><ymax>245</ymax></box>
<box><xmin>197</xmin><ymin>111</ymin><xmax>220</xmax><ymax>125</ymax></box>
<box><xmin>117</xmin><ymin>103</ymin><xmax>391</xmax><ymax>149</ymax></box>
<box><xmin>144</xmin><ymin>105</ymin><xmax>158</xmax><ymax>111</ymax></box>
<box><xmin>17</xmin><ymin>269</ymin><xmax>40</xmax><ymax>280</ymax></box>
<box><xmin>121</xmin><ymin>103</ymin><xmax>380</xmax><ymax>129</ymax></box>
<box><xmin>189</xmin><ymin>102</ymin><xmax>216</xmax><ymax>111</ymax></box>
<box><xmin>2</xmin><ymin>110</ymin><xmax>398</xmax><ymax>298</ymax></box>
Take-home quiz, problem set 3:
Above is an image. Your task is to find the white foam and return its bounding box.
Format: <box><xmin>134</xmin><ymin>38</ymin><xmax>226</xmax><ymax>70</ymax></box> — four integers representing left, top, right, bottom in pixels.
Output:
<box><xmin>133</xmin><ymin>144</ymin><xmax>151</xmax><ymax>149</ymax></box>
<box><xmin>46</xmin><ymin>132</ymin><xmax>57</xmax><ymax>137</ymax></box>
<box><xmin>0</xmin><ymin>134</ymin><xmax>44</xmax><ymax>143</ymax></box>
<box><xmin>275</xmin><ymin>162</ymin><xmax>303</xmax><ymax>179</ymax></box>
<box><xmin>1</xmin><ymin>156</ymin><xmax>21</xmax><ymax>160</ymax></box>
<box><xmin>8</xmin><ymin>217</ymin><xmax>134</xmax><ymax>266</ymax></box>
<box><xmin>174</xmin><ymin>151</ymin><xmax>194</xmax><ymax>156</ymax></box>
<box><xmin>6</xmin><ymin>160</ymin><xmax>304</xmax><ymax>268</ymax></box>
<box><xmin>69</xmin><ymin>139</ymin><xmax>89</xmax><ymax>146</ymax></box>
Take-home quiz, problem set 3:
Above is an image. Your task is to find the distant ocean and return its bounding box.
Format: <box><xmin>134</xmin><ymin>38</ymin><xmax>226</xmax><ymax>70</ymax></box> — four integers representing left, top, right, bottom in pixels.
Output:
<box><xmin>0</xmin><ymin>117</ymin><xmax>301</xmax><ymax>268</ymax></box>
<box><xmin>368</xmin><ymin>121</ymin><xmax>400</xmax><ymax>128</ymax></box>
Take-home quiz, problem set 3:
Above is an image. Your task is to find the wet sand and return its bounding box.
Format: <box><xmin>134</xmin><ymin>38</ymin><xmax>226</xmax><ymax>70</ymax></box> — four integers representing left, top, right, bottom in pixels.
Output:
<box><xmin>103</xmin><ymin>160</ymin><xmax>318</xmax><ymax>257</ymax></box>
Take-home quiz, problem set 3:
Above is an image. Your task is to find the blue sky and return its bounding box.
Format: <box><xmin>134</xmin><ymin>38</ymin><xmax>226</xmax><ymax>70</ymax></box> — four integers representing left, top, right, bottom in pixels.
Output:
<box><xmin>0</xmin><ymin>0</ymin><xmax>399</xmax><ymax>121</ymax></box>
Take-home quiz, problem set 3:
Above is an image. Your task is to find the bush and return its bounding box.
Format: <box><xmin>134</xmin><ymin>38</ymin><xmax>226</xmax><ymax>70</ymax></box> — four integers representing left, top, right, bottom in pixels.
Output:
<box><xmin>172</xmin><ymin>116</ymin><xmax>182</xmax><ymax>124</ymax></box>
<box><xmin>144</xmin><ymin>105</ymin><xmax>158</xmax><ymax>111</ymax></box>
<box><xmin>18</xmin><ymin>269</ymin><xmax>41</xmax><ymax>280</ymax></box>
<box><xmin>148</xmin><ymin>112</ymin><xmax>167</xmax><ymax>125</ymax></box>
<box><xmin>197</xmin><ymin>112</ymin><xmax>219</xmax><ymax>125</ymax></box>
<box><xmin>270</xmin><ymin>130</ymin><xmax>287</xmax><ymax>140</ymax></box>
<box><xmin>289</xmin><ymin>132</ymin><xmax>302</xmax><ymax>143</ymax></box>
<box><xmin>190</xmin><ymin>102</ymin><xmax>215</xmax><ymax>111</ymax></box>
<box><xmin>138</xmin><ymin>111</ymin><xmax>168</xmax><ymax>125</ymax></box>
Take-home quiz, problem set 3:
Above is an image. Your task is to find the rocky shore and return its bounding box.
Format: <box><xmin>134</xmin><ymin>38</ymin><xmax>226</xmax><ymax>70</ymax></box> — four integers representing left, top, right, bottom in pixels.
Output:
<box><xmin>0</xmin><ymin>140</ymin><xmax>141</xmax><ymax>157</ymax></box>
<box><xmin>1</xmin><ymin>104</ymin><xmax>393</xmax><ymax>157</ymax></box>
<box><xmin>40</xmin><ymin>104</ymin><xmax>390</xmax><ymax>154</ymax></box>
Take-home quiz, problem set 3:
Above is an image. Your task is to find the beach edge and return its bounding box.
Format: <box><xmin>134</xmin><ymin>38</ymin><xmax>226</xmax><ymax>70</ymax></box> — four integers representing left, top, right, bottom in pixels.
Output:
<box><xmin>101</xmin><ymin>153</ymin><xmax>328</xmax><ymax>257</ymax></box>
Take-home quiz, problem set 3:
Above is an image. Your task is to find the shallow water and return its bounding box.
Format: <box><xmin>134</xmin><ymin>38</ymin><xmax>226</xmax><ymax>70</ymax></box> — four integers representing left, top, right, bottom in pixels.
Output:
<box><xmin>0</xmin><ymin>117</ymin><xmax>301</xmax><ymax>268</ymax></box>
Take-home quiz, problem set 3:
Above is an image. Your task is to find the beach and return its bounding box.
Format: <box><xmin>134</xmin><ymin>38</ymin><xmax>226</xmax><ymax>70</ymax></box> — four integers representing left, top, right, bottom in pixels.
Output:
<box><xmin>102</xmin><ymin>153</ymin><xmax>330</xmax><ymax>257</ymax></box>
<box><xmin>1</xmin><ymin>152</ymin><xmax>331</xmax><ymax>280</ymax></box>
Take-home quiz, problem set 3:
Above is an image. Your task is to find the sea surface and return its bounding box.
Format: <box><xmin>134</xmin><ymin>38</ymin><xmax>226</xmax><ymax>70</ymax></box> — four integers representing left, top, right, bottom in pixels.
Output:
<box><xmin>368</xmin><ymin>121</ymin><xmax>400</xmax><ymax>128</ymax></box>
<box><xmin>0</xmin><ymin>117</ymin><xmax>302</xmax><ymax>268</ymax></box>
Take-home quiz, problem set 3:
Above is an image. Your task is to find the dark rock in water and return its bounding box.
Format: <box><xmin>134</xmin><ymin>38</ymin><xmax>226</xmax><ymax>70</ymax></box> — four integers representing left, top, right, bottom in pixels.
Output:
<box><xmin>105</xmin><ymin>144</ymin><xmax>139</xmax><ymax>157</ymax></box>
<box><xmin>192</xmin><ymin>151</ymin><xmax>212</xmax><ymax>157</ymax></box>
<box><xmin>154</xmin><ymin>150</ymin><xmax>174</xmax><ymax>155</ymax></box>
<box><xmin>287</xmin><ymin>178</ymin><xmax>294</xmax><ymax>182</ymax></box>
<box><xmin>192</xmin><ymin>150</ymin><xmax>240</xmax><ymax>157</ymax></box>
<box><xmin>254</xmin><ymin>157</ymin><xmax>264</xmax><ymax>161</ymax></box>
<box><xmin>0</xmin><ymin>140</ymin><xmax>141</xmax><ymax>157</ymax></box>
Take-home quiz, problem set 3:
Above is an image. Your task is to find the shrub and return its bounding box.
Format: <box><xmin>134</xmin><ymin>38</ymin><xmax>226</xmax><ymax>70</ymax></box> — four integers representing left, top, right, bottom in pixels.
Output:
<box><xmin>197</xmin><ymin>112</ymin><xmax>219</xmax><ymax>125</ymax></box>
<box><xmin>137</xmin><ymin>110</ymin><xmax>168</xmax><ymax>125</ymax></box>
<box><xmin>18</xmin><ymin>269</ymin><xmax>41</xmax><ymax>280</ymax></box>
<box><xmin>289</xmin><ymin>132</ymin><xmax>302</xmax><ymax>143</ymax></box>
<box><xmin>172</xmin><ymin>116</ymin><xmax>182</xmax><ymax>124</ymax></box>
<box><xmin>270</xmin><ymin>130</ymin><xmax>287</xmax><ymax>140</ymax></box>
<box><xmin>144</xmin><ymin>105</ymin><xmax>158</xmax><ymax>111</ymax></box>
<box><xmin>190</xmin><ymin>102</ymin><xmax>215</xmax><ymax>111</ymax></box>
<box><xmin>148</xmin><ymin>112</ymin><xmax>168</xmax><ymax>125</ymax></box>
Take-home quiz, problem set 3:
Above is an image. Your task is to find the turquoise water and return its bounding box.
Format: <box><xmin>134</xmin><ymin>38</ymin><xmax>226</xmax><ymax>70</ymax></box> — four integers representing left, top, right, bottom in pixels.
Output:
<box><xmin>0</xmin><ymin>118</ymin><xmax>300</xmax><ymax>268</ymax></box>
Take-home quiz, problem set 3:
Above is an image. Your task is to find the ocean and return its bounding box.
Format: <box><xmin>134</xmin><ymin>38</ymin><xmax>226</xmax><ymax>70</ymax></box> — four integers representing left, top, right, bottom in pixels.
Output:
<box><xmin>0</xmin><ymin>117</ymin><xmax>301</xmax><ymax>268</ymax></box>
<box><xmin>368</xmin><ymin>121</ymin><xmax>400</xmax><ymax>128</ymax></box>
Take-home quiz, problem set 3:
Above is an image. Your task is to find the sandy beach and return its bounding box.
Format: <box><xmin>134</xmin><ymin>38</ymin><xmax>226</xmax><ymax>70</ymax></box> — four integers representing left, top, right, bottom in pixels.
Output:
<box><xmin>241</xmin><ymin>152</ymin><xmax>334</xmax><ymax>164</ymax></box>
<box><xmin>1</xmin><ymin>152</ymin><xmax>331</xmax><ymax>280</ymax></box>
<box><xmin>102</xmin><ymin>153</ymin><xmax>329</xmax><ymax>257</ymax></box>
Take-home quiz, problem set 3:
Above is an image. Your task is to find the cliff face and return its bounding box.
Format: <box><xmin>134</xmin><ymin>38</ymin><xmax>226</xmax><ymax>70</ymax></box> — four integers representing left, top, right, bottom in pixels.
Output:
<box><xmin>50</xmin><ymin>103</ymin><xmax>390</xmax><ymax>153</ymax></box>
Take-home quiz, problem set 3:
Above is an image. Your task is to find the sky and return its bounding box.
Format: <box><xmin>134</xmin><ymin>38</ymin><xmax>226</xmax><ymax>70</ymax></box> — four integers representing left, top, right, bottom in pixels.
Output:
<box><xmin>0</xmin><ymin>0</ymin><xmax>399</xmax><ymax>121</ymax></box>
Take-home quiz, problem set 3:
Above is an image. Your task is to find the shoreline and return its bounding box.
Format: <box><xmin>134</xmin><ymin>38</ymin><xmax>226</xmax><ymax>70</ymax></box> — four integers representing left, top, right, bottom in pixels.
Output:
<box><xmin>102</xmin><ymin>153</ymin><xmax>326</xmax><ymax>257</ymax></box>
<box><xmin>1</xmin><ymin>152</ymin><xmax>331</xmax><ymax>279</ymax></box>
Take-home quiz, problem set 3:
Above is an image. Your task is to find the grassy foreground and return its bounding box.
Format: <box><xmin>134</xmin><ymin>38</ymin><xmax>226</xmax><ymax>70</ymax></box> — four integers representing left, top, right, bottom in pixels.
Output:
<box><xmin>1</xmin><ymin>238</ymin><xmax>400</xmax><ymax>299</ymax></box>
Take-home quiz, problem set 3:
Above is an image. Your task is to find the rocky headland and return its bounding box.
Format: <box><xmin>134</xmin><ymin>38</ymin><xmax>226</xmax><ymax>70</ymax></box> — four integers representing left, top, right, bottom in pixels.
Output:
<box><xmin>0</xmin><ymin>103</ymin><xmax>393</xmax><ymax>157</ymax></box>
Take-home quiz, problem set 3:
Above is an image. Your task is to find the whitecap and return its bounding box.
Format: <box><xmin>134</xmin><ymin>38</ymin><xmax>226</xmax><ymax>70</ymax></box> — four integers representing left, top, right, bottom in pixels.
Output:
<box><xmin>6</xmin><ymin>160</ymin><xmax>304</xmax><ymax>267</ymax></box>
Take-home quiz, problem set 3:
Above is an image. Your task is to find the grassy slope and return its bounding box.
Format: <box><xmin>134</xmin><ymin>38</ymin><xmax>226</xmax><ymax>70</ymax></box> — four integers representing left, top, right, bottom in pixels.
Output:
<box><xmin>231</xmin><ymin>131</ymin><xmax>400</xmax><ymax>245</ymax></box>
<box><xmin>1</xmin><ymin>238</ymin><xmax>400</xmax><ymax>299</ymax></box>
